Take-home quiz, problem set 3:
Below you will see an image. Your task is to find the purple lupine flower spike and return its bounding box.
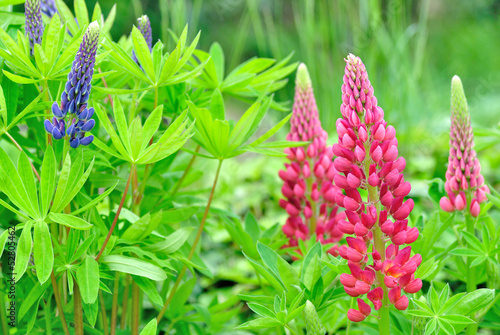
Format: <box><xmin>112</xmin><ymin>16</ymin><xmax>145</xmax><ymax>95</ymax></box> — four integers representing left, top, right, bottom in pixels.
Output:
<box><xmin>132</xmin><ymin>15</ymin><xmax>153</xmax><ymax>64</ymax></box>
<box><xmin>44</xmin><ymin>22</ymin><xmax>100</xmax><ymax>148</ymax></box>
<box><xmin>25</xmin><ymin>0</ymin><xmax>44</xmax><ymax>55</ymax></box>
<box><xmin>40</xmin><ymin>0</ymin><xmax>57</xmax><ymax>18</ymax></box>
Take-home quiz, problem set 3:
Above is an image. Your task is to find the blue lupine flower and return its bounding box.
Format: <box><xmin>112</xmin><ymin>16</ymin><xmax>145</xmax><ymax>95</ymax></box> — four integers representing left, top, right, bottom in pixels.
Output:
<box><xmin>132</xmin><ymin>15</ymin><xmax>152</xmax><ymax>65</ymax></box>
<box><xmin>40</xmin><ymin>0</ymin><xmax>57</xmax><ymax>18</ymax></box>
<box><xmin>25</xmin><ymin>0</ymin><xmax>44</xmax><ymax>55</ymax></box>
<box><xmin>44</xmin><ymin>22</ymin><xmax>100</xmax><ymax>148</ymax></box>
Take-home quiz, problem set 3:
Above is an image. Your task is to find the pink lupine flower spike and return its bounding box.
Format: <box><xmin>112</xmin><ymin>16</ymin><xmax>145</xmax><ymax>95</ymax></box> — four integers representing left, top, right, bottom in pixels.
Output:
<box><xmin>280</xmin><ymin>63</ymin><xmax>345</xmax><ymax>256</ymax></box>
<box><xmin>333</xmin><ymin>54</ymin><xmax>422</xmax><ymax>325</ymax></box>
<box><xmin>440</xmin><ymin>76</ymin><xmax>489</xmax><ymax>217</ymax></box>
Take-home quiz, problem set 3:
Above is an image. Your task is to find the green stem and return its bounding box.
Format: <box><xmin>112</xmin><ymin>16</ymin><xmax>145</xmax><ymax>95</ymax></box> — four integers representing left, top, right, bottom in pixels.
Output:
<box><xmin>99</xmin><ymin>290</ymin><xmax>109</xmax><ymax>335</ymax></box>
<box><xmin>44</xmin><ymin>299</ymin><xmax>52</xmax><ymax>335</ymax></box>
<box><xmin>131</xmin><ymin>281</ymin><xmax>140</xmax><ymax>335</ymax></box>
<box><xmin>74</xmin><ymin>283</ymin><xmax>83</xmax><ymax>335</ymax></box>
<box><xmin>157</xmin><ymin>159</ymin><xmax>224</xmax><ymax>323</ymax></box>
<box><xmin>43</xmin><ymin>80</ymin><xmax>52</xmax><ymax>146</ymax></box>
<box><xmin>465</xmin><ymin>214</ymin><xmax>478</xmax><ymax>335</ymax></box>
<box><xmin>346</xmin><ymin>297</ymin><xmax>355</xmax><ymax>335</ymax></box>
<box><xmin>96</xmin><ymin>165</ymin><xmax>135</xmax><ymax>261</ymax></box>
<box><xmin>120</xmin><ymin>275</ymin><xmax>131</xmax><ymax>329</ymax></box>
<box><xmin>110</xmin><ymin>272</ymin><xmax>120</xmax><ymax>335</ymax></box>
<box><xmin>51</xmin><ymin>272</ymin><xmax>70</xmax><ymax>335</ymax></box>
<box><xmin>0</xmin><ymin>285</ymin><xmax>8</xmax><ymax>335</ymax></box>
<box><xmin>170</xmin><ymin>145</ymin><xmax>200</xmax><ymax>196</ymax></box>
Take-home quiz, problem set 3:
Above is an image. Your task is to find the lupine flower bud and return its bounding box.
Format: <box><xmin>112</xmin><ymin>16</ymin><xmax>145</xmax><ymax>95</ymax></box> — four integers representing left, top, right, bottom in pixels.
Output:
<box><xmin>440</xmin><ymin>76</ymin><xmax>489</xmax><ymax>217</ymax></box>
<box><xmin>334</xmin><ymin>54</ymin><xmax>421</xmax><ymax>321</ymax></box>
<box><xmin>25</xmin><ymin>0</ymin><xmax>44</xmax><ymax>55</ymax></box>
<box><xmin>40</xmin><ymin>0</ymin><xmax>57</xmax><ymax>18</ymax></box>
<box><xmin>44</xmin><ymin>22</ymin><xmax>100</xmax><ymax>148</ymax></box>
<box><xmin>280</xmin><ymin>64</ymin><xmax>345</xmax><ymax>256</ymax></box>
<box><xmin>303</xmin><ymin>300</ymin><xmax>326</xmax><ymax>335</ymax></box>
<box><xmin>132</xmin><ymin>15</ymin><xmax>153</xmax><ymax>65</ymax></box>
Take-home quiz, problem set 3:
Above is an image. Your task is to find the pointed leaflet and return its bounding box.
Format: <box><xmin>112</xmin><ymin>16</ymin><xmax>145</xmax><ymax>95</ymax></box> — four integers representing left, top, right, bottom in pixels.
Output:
<box><xmin>48</xmin><ymin>213</ymin><xmax>93</xmax><ymax>230</ymax></box>
<box><xmin>33</xmin><ymin>220</ymin><xmax>54</xmax><ymax>284</ymax></box>
<box><xmin>0</xmin><ymin>147</ymin><xmax>37</xmax><ymax>218</ymax></box>
<box><xmin>55</xmin><ymin>0</ymin><xmax>79</xmax><ymax>34</ymax></box>
<box><xmin>14</xmin><ymin>221</ymin><xmax>34</xmax><ymax>282</ymax></box>
<box><xmin>76</xmin><ymin>256</ymin><xmax>99</xmax><ymax>304</ymax></box>
<box><xmin>257</xmin><ymin>242</ymin><xmax>299</xmax><ymax>290</ymax></box>
<box><xmin>132</xmin><ymin>276</ymin><xmax>164</xmax><ymax>307</ymax></box>
<box><xmin>40</xmin><ymin>145</ymin><xmax>56</xmax><ymax>218</ymax></box>
<box><xmin>74</xmin><ymin>0</ymin><xmax>89</xmax><ymax>28</ymax></box>
<box><xmin>209</xmin><ymin>42</ymin><xmax>225</xmax><ymax>84</ymax></box>
<box><xmin>18</xmin><ymin>152</ymin><xmax>40</xmax><ymax>219</ymax></box>
<box><xmin>139</xmin><ymin>319</ymin><xmax>157</xmax><ymax>335</ymax></box>
<box><xmin>41</xmin><ymin>14</ymin><xmax>62</xmax><ymax>66</ymax></box>
<box><xmin>132</xmin><ymin>26</ymin><xmax>155</xmax><ymax>81</ymax></box>
<box><xmin>129</xmin><ymin>117</ymin><xmax>143</xmax><ymax>160</ymax></box>
<box><xmin>147</xmin><ymin>227</ymin><xmax>194</xmax><ymax>253</ymax></box>
<box><xmin>102</xmin><ymin>255</ymin><xmax>167</xmax><ymax>281</ymax></box>
<box><xmin>113</xmin><ymin>98</ymin><xmax>133</xmax><ymax>157</ymax></box>
<box><xmin>209</xmin><ymin>88</ymin><xmax>225</xmax><ymax>120</ymax></box>
<box><xmin>141</xmin><ymin>105</ymin><xmax>163</xmax><ymax>152</ymax></box>
<box><xmin>93</xmin><ymin>103</ymin><xmax>129</xmax><ymax>159</ymax></box>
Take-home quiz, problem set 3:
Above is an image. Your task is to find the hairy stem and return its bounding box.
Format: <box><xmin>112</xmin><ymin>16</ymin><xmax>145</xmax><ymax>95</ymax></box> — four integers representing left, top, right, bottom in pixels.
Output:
<box><xmin>74</xmin><ymin>283</ymin><xmax>83</xmax><ymax>335</ymax></box>
<box><xmin>96</xmin><ymin>165</ymin><xmax>135</xmax><ymax>261</ymax></box>
<box><xmin>170</xmin><ymin>145</ymin><xmax>201</xmax><ymax>196</ymax></box>
<box><xmin>157</xmin><ymin>159</ymin><xmax>224</xmax><ymax>323</ymax></box>
<box><xmin>5</xmin><ymin>131</ymin><xmax>40</xmax><ymax>181</ymax></box>
<box><xmin>110</xmin><ymin>272</ymin><xmax>120</xmax><ymax>335</ymax></box>
<box><xmin>51</xmin><ymin>272</ymin><xmax>70</xmax><ymax>335</ymax></box>
<box><xmin>98</xmin><ymin>67</ymin><xmax>114</xmax><ymax>107</ymax></box>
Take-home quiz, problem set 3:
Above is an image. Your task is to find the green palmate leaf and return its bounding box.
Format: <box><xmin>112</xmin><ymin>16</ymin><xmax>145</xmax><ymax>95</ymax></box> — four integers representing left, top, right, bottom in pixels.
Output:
<box><xmin>132</xmin><ymin>276</ymin><xmax>164</xmax><ymax>307</ymax></box>
<box><xmin>461</xmin><ymin>231</ymin><xmax>484</xmax><ymax>252</ymax></box>
<box><xmin>438</xmin><ymin>319</ymin><xmax>456</xmax><ymax>335</ymax></box>
<box><xmin>76</xmin><ymin>256</ymin><xmax>100</xmax><ymax>304</ymax></box>
<box><xmin>454</xmin><ymin>289</ymin><xmax>495</xmax><ymax>315</ymax></box>
<box><xmin>147</xmin><ymin>227</ymin><xmax>194</xmax><ymax>253</ymax></box>
<box><xmin>14</xmin><ymin>221</ymin><xmax>34</xmax><ymax>282</ymax></box>
<box><xmin>102</xmin><ymin>255</ymin><xmax>167</xmax><ymax>281</ymax></box>
<box><xmin>48</xmin><ymin>213</ymin><xmax>93</xmax><ymax>230</ymax></box>
<box><xmin>70</xmin><ymin>181</ymin><xmax>118</xmax><ymax>216</ymax></box>
<box><xmin>33</xmin><ymin>220</ymin><xmax>54</xmax><ymax>284</ymax></box>
<box><xmin>257</xmin><ymin>242</ymin><xmax>300</xmax><ymax>290</ymax></box>
<box><xmin>40</xmin><ymin>146</ymin><xmax>56</xmax><ymax>218</ymax></box>
<box><xmin>244</xmin><ymin>253</ymin><xmax>285</xmax><ymax>292</ymax></box>
<box><xmin>18</xmin><ymin>280</ymin><xmax>51</xmax><ymax>321</ymax></box>
<box><xmin>139</xmin><ymin>318</ymin><xmax>157</xmax><ymax>335</ymax></box>
<box><xmin>132</xmin><ymin>26</ymin><xmax>155</xmax><ymax>81</ymax></box>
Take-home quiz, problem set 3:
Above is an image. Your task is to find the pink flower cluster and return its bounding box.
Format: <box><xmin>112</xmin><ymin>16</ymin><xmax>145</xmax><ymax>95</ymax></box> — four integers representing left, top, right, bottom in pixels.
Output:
<box><xmin>279</xmin><ymin>63</ymin><xmax>345</xmax><ymax>256</ymax></box>
<box><xmin>439</xmin><ymin>76</ymin><xmax>489</xmax><ymax>217</ymax></box>
<box><xmin>332</xmin><ymin>54</ymin><xmax>421</xmax><ymax>322</ymax></box>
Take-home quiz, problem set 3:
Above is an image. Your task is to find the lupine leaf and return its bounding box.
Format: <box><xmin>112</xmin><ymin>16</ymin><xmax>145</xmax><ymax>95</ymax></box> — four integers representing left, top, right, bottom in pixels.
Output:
<box><xmin>141</xmin><ymin>105</ymin><xmax>163</xmax><ymax>152</ymax></box>
<box><xmin>55</xmin><ymin>0</ymin><xmax>79</xmax><ymax>34</ymax></box>
<box><xmin>113</xmin><ymin>98</ymin><xmax>132</xmax><ymax>157</ymax></box>
<box><xmin>247</xmin><ymin>303</ymin><xmax>275</xmax><ymax>318</ymax></box>
<box><xmin>33</xmin><ymin>220</ymin><xmax>54</xmax><ymax>284</ymax></box>
<box><xmin>82</xmin><ymin>299</ymin><xmax>99</xmax><ymax>327</ymax></box>
<box><xmin>139</xmin><ymin>318</ymin><xmax>157</xmax><ymax>335</ymax></box>
<box><xmin>102</xmin><ymin>255</ymin><xmax>167</xmax><ymax>281</ymax></box>
<box><xmin>48</xmin><ymin>213</ymin><xmax>93</xmax><ymax>230</ymax></box>
<box><xmin>132</xmin><ymin>276</ymin><xmax>164</xmax><ymax>307</ymax></box>
<box><xmin>236</xmin><ymin>317</ymin><xmax>282</xmax><ymax>329</ymax></box>
<box><xmin>129</xmin><ymin>117</ymin><xmax>143</xmax><ymax>159</ymax></box>
<box><xmin>131</xmin><ymin>26</ymin><xmax>155</xmax><ymax>81</ymax></box>
<box><xmin>18</xmin><ymin>280</ymin><xmax>51</xmax><ymax>321</ymax></box>
<box><xmin>91</xmin><ymin>103</ymin><xmax>129</xmax><ymax>158</ymax></box>
<box><xmin>74</xmin><ymin>0</ymin><xmax>89</xmax><ymax>28</ymax></box>
<box><xmin>454</xmin><ymin>289</ymin><xmax>495</xmax><ymax>314</ymax></box>
<box><xmin>14</xmin><ymin>221</ymin><xmax>34</xmax><ymax>282</ymax></box>
<box><xmin>18</xmin><ymin>152</ymin><xmax>39</xmax><ymax>219</ymax></box>
<box><xmin>209</xmin><ymin>88</ymin><xmax>225</xmax><ymax>120</ymax></box>
<box><xmin>76</xmin><ymin>256</ymin><xmax>99</xmax><ymax>304</ymax></box>
<box><xmin>70</xmin><ymin>182</ymin><xmax>119</xmax><ymax>215</ymax></box>
<box><xmin>147</xmin><ymin>227</ymin><xmax>194</xmax><ymax>253</ymax></box>
<box><xmin>70</xmin><ymin>234</ymin><xmax>96</xmax><ymax>264</ymax></box>
<box><xmin>209</xmin><ymin>42</ymin><xmax>224</xmax><ymax>84</ymax></box>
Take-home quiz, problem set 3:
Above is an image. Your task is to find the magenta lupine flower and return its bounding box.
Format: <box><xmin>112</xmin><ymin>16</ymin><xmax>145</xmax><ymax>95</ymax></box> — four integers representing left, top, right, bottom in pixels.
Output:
<box><xmin>439</xmin><ymin>76</ymin><xmax>489</xmax><ymax>217</ymax></box>
<box><xmin>44</xmin><ymin>22</ymin><xmax>100</xmax><ymax>148</ymax></box>
<box><xmin>279</xmin><ymin>63</ymin><xmax>345</xmax><ymax>256</ymax></box>
<box><xmin>40</xmin><ymin>0</ymin><xmax>57</xmax><ymax>18</ymax></box>
<box><xmin>132</xmin><ymin>15</ymin><xmax>153</xmax><ymax>65</ymax></box>
<box><xmin>332</xmin><ymin>54</ymin><xmax>421</xmax><ymax>322</ymax></box>
<box><xmin>25</xmin><ymin>0</ymin><xmax>44</xmax><ymax>55</ymax></box>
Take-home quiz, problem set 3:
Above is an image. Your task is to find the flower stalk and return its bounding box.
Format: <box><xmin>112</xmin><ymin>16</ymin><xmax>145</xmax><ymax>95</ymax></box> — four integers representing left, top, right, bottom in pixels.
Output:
<box><xmin>157</xmin><ymin>159</ymin><xmax>223</xmax><ymax>323</ymax></box>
